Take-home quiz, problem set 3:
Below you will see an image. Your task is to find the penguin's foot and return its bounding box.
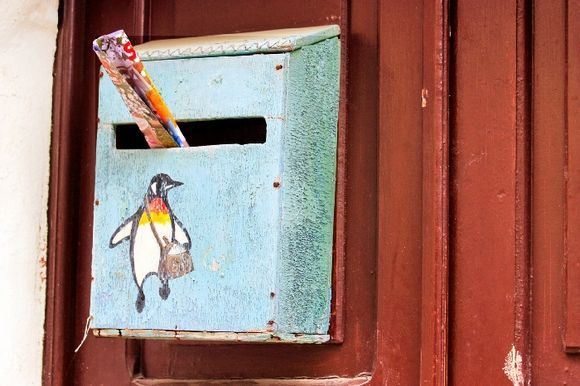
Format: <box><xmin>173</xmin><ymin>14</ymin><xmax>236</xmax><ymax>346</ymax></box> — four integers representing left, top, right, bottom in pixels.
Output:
<box><xmin>159</xmin><ymin>282</ymin><xmax>171</xmax><ymax>300</ymax></box>
<box><xmin>136</xmin><ymin>290</ymin><xmax>145</xmax><ymax>313</ymax></box>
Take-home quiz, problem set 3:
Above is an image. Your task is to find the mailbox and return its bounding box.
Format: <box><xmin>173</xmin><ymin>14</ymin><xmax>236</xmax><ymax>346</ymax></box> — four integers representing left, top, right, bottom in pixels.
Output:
<box><xmin>90</xmin><ymin>25</ymin><xmax>340</xmax><ymax>343</ymax></box>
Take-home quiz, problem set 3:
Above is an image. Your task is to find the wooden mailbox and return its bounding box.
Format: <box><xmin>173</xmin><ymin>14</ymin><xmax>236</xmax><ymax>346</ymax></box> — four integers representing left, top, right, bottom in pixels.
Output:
<box><xmin>90</xmin><ymin>26</ymin><xmax>340</xmax><ymax>343</ymax></box>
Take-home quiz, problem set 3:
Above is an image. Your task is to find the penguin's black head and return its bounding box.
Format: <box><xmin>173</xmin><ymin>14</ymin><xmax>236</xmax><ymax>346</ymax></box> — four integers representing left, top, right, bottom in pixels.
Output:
<box><xmin>147</xmin><ymin>173</ymin><xmax>183</xmax><ymax>199</ymax></box>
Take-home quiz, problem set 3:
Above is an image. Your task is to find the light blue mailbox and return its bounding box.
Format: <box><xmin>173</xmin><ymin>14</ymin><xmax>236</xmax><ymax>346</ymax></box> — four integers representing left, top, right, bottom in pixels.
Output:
<box><xmin>90</xmin><ymin>25</ymin><xmax>340</xmax><ymax>343</ymax></box>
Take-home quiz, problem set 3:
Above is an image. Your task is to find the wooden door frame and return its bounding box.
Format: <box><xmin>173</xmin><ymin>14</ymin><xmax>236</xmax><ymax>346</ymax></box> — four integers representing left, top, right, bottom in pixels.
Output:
<box><xmin>43</xmin><ymin>0</ymin><xmax>450</xmax><ymax>384</ymax></box>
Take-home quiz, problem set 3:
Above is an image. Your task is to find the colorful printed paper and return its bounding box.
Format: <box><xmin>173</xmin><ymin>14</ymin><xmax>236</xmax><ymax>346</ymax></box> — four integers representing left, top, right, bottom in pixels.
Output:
<box><xmin>93</xmin><ymin>30</ymin><xmax>188</xmax><ymax>148</ymax></box>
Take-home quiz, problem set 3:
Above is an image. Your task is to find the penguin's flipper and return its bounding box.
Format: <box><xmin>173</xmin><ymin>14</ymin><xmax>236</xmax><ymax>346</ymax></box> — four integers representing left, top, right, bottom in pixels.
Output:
<box><xmin>109</xmin><ymin>214</ymin><xmax>137</xmax><ymax>248</ymax></box>
<box><xmin>173</xmin><ymin>217</ymin><xmax>191</xmax><ymax>248</ymax></box>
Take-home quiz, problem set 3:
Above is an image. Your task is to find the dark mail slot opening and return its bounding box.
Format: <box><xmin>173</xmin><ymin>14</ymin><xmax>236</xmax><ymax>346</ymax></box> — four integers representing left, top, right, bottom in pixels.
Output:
<box><xmin>114</xmin><ymin>118</ymin><xmax>267</xmax><ymax>149</ymax></box>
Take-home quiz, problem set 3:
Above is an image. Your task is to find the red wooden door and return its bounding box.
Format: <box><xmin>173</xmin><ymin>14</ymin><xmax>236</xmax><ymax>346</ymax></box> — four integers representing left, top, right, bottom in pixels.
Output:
<box><xmin>44</xmin><ymin>0</ymin><xmax>580</xmax><ymax>384</ymax></box>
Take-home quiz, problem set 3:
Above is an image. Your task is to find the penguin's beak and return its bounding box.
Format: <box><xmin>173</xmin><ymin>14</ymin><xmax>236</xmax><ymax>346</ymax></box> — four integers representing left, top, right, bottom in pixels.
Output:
<box><xmin>168</xmin><ymin>180</ymin><xmax>183</xmax><ymax>189</ymax></box>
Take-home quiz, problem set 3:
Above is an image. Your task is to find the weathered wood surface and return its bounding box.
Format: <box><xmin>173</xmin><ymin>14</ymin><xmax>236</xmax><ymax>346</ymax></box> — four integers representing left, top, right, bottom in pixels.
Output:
<box><xmin>135</xmin><ymin>24</ymin><xmax>340</xmax><ymax>60</ymax></box>
<box><xmin>91</xmin><ymin>33</ymin><xmax>339</xmax><ymax>341</ymax></box>
<box><xmin>566</xmin><ymin>0</ymin><xmax>580</xmax><ymax>353</ymax></box>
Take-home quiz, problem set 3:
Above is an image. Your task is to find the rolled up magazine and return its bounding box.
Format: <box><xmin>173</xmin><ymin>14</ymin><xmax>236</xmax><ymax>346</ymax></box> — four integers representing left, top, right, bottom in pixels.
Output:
<box><xmin>93</xmin><ymin>30</ymin><xmax>188</xmax><ymax>148</ymax></box>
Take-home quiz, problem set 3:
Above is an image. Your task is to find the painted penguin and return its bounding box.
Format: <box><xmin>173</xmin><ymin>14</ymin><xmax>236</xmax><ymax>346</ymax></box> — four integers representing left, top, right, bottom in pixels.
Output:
<box><xmin>109</xmin><ymin>173</ymin><xmax>192</xmax><ymax>312</ymax></box>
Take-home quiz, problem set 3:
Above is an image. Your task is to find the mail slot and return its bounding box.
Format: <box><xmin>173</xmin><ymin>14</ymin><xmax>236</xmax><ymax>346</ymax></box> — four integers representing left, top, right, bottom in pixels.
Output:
<box><xmin>90</xmin><ymin>25</ymin><xmax>340</xmax><ymax>343</ymax></box>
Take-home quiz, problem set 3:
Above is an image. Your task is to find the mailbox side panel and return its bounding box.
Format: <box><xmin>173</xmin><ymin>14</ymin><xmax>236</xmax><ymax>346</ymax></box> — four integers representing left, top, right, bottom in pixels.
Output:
<box><xmin>277</xmin><ymin>37</ymin><xmax>340</xmax><ymax>336</ymax></box>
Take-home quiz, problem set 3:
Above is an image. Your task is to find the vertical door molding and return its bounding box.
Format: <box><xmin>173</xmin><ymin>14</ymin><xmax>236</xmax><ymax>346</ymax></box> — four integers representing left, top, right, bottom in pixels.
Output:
<box><xmin>450</xmin><ymin>0</ymin><xmax>532</xmax><ymax>383</ymax></box>
<box><xmin>565</xmin><ymin>0</ymin><xmax>580</xmax><ymax>353</ymax></box>
<box><xmin>531</xmin><ymin>0</ymin><xmax>580</xmax><ymax>381</ymax></box>
<box><xmin>376</xmin><ymin>0</ymin><xmax>424</xmax><ymax>384</ymax></box>
<box><xmin>43</xmin><ymin>0</ymin><xmax>88</xmax><ymax>384</ymax></box>
<box><xmin>513</xmin><ymin>2</ymin><xmax>533</xmax><ymax>380</ymax></box>
<box><xmin>421</xmin><ymin>0</ymin><xmax>450</xmax><ymax>384</ymax></box>
<box><xmin>377</xmin><ymin>0</ymin><xmax>450</xmax><ymax>384</ymax></box>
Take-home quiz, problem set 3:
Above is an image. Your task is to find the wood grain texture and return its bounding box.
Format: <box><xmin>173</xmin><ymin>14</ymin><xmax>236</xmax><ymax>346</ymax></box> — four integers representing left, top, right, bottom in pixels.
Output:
<box><xmin>375</xmin><ymin>0</ymin><xmax>425</xmax><ymax>384</ymax></box>
<box><xmin>449</xmin><ymin>0</ymin><xmax>531</xmax><ymax>384</ymax></box>
<box><xmin>132</xmin><ymin>375</ymin><xmax>372</xmax><ymax>385</ymax></box>
<box><xmin>278</xmin><ymin>38</ymin><xmax>340</xmax><ymax>334</ymax></box>
<box><xmin>43</xmin><ymin>0</ymin><xmax>82</xmax><ymax>384</ymax></box>
<box><xmin>95</xmin><ymin>329</ymin><xmax>328</xmax><ymax>343</ymax></box>
<box><xmin>92</xmin><ymin>38</ymin><xmax>339</xmax><ymax>338</ymax></box>
<box><xmin>532</xmin><ymin>0</ymin><xmax>580</xmax><ymax>382</ymax></box>
<box><xmin>329</xmin><ymin>0</ymin><xmax>349</xmax><ymax>344</ymax></box>
<box><xmin>566</xmin><ymin>0</ymin><xmax>580</xmax><ymax>352</ymax></box>
<box><xmin>421</xmin><ymin>0</ymin><xmax>450</xmax><ymax>384</ymax></box>
<box><xmin>530</xmin><ymin>0</ymin><xmax>580</xmax><ymax>381</ymax></box>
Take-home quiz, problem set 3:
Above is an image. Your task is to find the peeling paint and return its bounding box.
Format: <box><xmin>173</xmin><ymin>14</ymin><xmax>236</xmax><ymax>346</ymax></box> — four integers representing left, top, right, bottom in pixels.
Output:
<box><xmin>467</xmin><ymin>149</ymin><xmax>488</xmax><ymax>166</ymax></box>
<box><xmin>38</xmin><ymin>255</ymin><xmax>47</xmax><ymax>288</ymax></box>
<box><xmin>503</xmin><ymin>345</ymin><xmax>524</xmax><ymax>386</ymax></box>
<box><xmin>421</xmin><ymin>88</ymin><xmax>429</xmax><ymax>108</ymax></box>
<box><xmin>93</xmin><ymin>328</ymin><xmax>329</xmax><ymax>343</ymax></box>
<box><xmin>497</xmin><ymin>189</ymin><xmax>507</xmax><ymax>201</ymax></box>
<box><xmin>209</xmin><ymin>260</ymin><xmax>221</xmax><ymax>271</ymax></box>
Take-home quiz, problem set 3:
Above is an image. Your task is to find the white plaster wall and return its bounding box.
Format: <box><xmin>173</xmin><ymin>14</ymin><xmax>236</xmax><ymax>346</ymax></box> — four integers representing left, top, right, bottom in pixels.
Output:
<box><xmin>0</xmin><ymin>0</ymin><xmax>59</xmax><ymax>384</ymax></box>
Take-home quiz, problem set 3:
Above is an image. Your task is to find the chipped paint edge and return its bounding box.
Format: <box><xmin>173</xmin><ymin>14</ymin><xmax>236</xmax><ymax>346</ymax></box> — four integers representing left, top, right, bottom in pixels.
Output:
<box><xmin>503</xmin><ymin>345</ymin><xmax>525</xmax><ymax>386</ymax></box>
<box><xmin>133</xmin><ymin>374</ymin><xmax>372</xmax><ymax>385</ymax></box>
<box><xmin>93</xmin><ymin>329</ymin><xmax>329</xmax><ymax>344</ymax></box>
<box><xmin>135</xmin><ymin>25</ymin><xmax>340</xmax><ymax>60</ymax></box>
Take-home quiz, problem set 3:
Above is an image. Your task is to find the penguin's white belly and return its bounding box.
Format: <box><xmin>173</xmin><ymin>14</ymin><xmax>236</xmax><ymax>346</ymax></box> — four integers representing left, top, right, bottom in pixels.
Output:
<box><xmin>133</xmin><ymin>221</ymin><xmax>172</xmax><ymax>286</ymax></box>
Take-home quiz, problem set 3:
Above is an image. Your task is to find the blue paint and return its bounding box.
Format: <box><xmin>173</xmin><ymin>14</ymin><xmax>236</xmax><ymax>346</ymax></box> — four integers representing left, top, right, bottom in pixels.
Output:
<box><xmin>92</xmin><ymin>124</ymin><xmax>282</xmax><ymax>331</ymax></box>
<box><xmin>91</xmin><ymin>26</ymin><xmax>340</xmax><ymax>342</ymax></box>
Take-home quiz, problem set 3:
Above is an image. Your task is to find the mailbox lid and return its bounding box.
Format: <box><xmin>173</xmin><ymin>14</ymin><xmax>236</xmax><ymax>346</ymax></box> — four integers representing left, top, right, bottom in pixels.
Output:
<box><xmin>135</xmin><ymin>25</ymin><xmax>340</xmax><ymax>60</ymax></box>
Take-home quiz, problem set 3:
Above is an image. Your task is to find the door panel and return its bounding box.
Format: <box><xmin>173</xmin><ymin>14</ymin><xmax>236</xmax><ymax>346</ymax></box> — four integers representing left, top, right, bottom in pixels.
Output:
<box><xmin>533</xmin><ymin>0</ymin><xmax>580</xmax><ymax>382</ymax></box>
<box><xmin>48</xmin><ymin>0</ymin><xmax>580</xmax><ymax>384</ymax></box>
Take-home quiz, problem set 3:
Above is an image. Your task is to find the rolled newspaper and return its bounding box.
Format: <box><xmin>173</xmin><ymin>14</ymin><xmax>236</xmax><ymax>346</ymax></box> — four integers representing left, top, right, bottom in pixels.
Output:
<box><xmin>93</xmin><ymin>30</ymin><xmax>189</xmax><ymax>148</ymax></box>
